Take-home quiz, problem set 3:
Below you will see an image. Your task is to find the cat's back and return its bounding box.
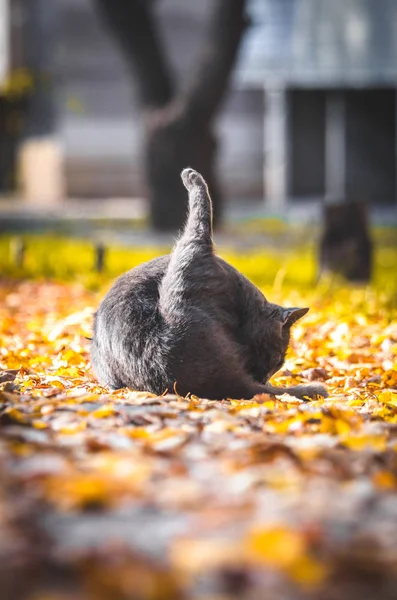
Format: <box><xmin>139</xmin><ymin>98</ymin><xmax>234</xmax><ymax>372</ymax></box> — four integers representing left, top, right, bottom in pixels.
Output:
<box><xmin>95</xmin><ymin>255</ymin><xmax>170</xmax><ymax>327</ymax></box>
<box><xmin>92</xmin><ymin>256</ymin><xmax>170</xmax><ymax>390</ymax></box>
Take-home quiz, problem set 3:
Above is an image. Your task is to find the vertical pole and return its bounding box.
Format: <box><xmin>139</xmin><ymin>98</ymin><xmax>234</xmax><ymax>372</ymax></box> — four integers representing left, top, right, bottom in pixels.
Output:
<box><xmin>94</xmin><ymin>243</ymin><xmax>106</xmax><ymax>273</ymax></box>
<box><xmin>263</xmin><ymin>84</ymin><xmax>287</xmax><ymax>210</ymax></box>
<box><xmin>10</xmin><ymin>237</ymin><xmax>26</xmax><ymax>268</ymax></box>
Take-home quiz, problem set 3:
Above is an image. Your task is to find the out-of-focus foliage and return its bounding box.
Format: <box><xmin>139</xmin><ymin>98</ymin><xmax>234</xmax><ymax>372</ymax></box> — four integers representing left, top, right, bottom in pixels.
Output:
<box><xmin>0</xmin><ymin>68</ymin><xmax>34</xmax><ymax>98</ymax></box>
<box><xmin>0</xmin><ymin>235</ymin><xmax>397</xmax><ymax>599</ymax></box>
<box><xmin>1</xmin><ymin>233</ymin><xmax>396</xmax><ymax>293</ymax></box>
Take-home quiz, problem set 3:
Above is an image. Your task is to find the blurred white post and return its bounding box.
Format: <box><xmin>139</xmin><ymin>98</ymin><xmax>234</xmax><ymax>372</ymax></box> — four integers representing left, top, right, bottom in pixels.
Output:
<box><xmin>19</xmin><ymin>140</ymin><xmax>65</xmax><ymax>205</ymax></box>
<box><xmin>0</xmin><ymin>0</ymin><xmax>9</xmax><ymax>84</ymax></box>
<box><xmin>325</xmin><ymin>91</ymin><xmax>345</xmax><ymax>202</ymax></box>
<box><xmin>263</xmin><ymin>85</ymin><xmax>287</xmax><ymax>209</ymax></box>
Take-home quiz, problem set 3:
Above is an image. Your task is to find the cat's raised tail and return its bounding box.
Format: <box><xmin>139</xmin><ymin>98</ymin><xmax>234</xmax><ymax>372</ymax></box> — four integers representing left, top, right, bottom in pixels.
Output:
<box><xmin>159</xmin><ymin>168</ymin><xmax>214</xmax><ymax>316</ymax></box>
<box><xmin>180</xmin><ymin>168</ymin><xmax>214</xmax><ymax>250</ymax></box>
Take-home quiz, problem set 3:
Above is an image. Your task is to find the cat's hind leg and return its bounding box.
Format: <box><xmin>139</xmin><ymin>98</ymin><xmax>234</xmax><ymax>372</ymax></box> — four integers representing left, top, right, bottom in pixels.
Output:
<box><xmin>262</xmin><ymin>381</ymin><xmax>328</xmax><ymax>400</ymax></box>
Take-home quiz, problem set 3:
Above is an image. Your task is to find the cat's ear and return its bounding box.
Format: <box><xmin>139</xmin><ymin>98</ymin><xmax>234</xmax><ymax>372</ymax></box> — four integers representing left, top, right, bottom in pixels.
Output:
<box><xmin>282</xmin><ymin>307</ymin><xmax>309</xmax><ymax>327</ymax></box>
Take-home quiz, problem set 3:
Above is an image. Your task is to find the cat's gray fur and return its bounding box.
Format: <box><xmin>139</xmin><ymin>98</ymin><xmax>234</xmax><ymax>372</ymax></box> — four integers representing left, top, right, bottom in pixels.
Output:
<box><xmin>91</xmin><ymin>168</ymin><xmax>327</xmax><ymax>401</ymax></box>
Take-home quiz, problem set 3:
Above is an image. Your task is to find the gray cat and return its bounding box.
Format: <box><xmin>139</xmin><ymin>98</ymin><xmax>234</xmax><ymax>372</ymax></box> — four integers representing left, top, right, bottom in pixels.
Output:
<box><xmin>91</xmin><ymin>168</ymin><xmax>327</xmax><ymax>401</ymax></box>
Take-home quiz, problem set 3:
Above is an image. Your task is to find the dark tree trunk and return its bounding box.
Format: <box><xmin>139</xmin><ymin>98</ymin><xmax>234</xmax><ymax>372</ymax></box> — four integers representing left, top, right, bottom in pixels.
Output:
<box><xmin>23</xmin><ymin>0</ymin><xmax>58</xmax><ymax>139</ymax></box>
<box><xmin>144</xmin><ymin>106</ymin><xmax>221</xmax><ymax>230</ymax></box>
<box><xmin>0</xmin><ymin>98</ymin><xmax>23</xmax><ymax>192</ymax></box>
<box><xmin>94</xmin><ymin>0</ymin><xmax>248</xmax><ymax>231</ymax></box>
<box><xmin>319</xmin><ymin>201</ymin><xmax>373</xmax><ymax>282</ymax></box>
<box><xmin>93</xmin><ymin>0</ymin><xmax>175</xmax><ymax>108</ymax></box>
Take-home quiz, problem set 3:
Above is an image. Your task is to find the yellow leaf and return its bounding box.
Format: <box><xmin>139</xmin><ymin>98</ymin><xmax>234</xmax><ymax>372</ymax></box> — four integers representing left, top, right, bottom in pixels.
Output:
<box><xmin>32</xmin><ymin>419</ymin><xmax>48</xmax><ymax>429</ymax></box>
<box><xmin>378</xmin><ymin>390</ymin><xmax>397</xmax><ymax>406</ymax></box>
<box><xmin>287</xmin><ymin>553</ymin><xmax>327</xmax><ymax>587</ymax></box>
<box><xmin>56</xmin><ymin>421</ymin><xmax>87</xmax><ymax>434</ymax></box>
<box><xmin>46</xmin><ymin>475</ymin><xmax>109</xmax><ymax>509</ymax></box>
<box><xmin>342</xmin><ymin>434</ymin><xmax>387</xmax><ymax>452</ymax></box>
<box><xmin>1</xmin><ymin>407</ymin><xmax>28</xmax><ymax>424</ymax></box>
<box><xmin>372</xmin><ymin>470</ymin><xmax>397</xmax><ymax>489</ymax></box>
<box><xmin>245</xmin><ymin>525</ymin><xmax>306</xmax><ymax>568</ymax></box>
<box><xmin>335</xmin><ymin>419</ymin><xmax>352</xmax><ymax>436</ymax></box>
<box><xmin>90</xmin><ymin>404</ymin><xmax>116</xmax><ymax>418</ymax></box>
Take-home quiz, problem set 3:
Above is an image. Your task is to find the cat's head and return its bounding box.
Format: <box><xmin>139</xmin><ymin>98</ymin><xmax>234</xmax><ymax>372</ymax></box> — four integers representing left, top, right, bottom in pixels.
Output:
<box><xmin>252</xmin><ymin>304</ymin><xmax>309</xmax><ymax>382</ymax></box>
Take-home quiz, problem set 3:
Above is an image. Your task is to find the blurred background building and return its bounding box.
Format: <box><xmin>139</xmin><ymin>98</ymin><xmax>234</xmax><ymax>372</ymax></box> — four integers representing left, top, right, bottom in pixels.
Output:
<box><xmin>1</xmin><ymin>0</ymin><xmax>397</xmax><ymax>217</ymax></box>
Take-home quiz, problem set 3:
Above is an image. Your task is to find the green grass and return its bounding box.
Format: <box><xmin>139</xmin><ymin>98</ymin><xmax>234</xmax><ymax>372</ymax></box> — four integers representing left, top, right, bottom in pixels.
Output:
<box><xmin>0</xmin><ymin>234</ymin><xmax>396</xmax><ymax>300</ymax></box>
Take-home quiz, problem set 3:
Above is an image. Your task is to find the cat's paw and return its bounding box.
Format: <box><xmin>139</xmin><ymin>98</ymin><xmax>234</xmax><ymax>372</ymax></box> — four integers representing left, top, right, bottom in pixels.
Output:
<box><xmin>298</xmin><ymin>382</ymin><xmax>328</xmax><ymax>400</ymax></box>
<box><xmin>181</xmin><ymin>167</ymin><xmax>205</xmax><ymax>191</ymax></box>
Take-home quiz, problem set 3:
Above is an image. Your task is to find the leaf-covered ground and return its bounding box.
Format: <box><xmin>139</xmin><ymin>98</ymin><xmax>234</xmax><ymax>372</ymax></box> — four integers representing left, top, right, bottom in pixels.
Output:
<box><xmin>1</xmin><ymin>241</ymin><xmax>397</xmax><ymax>600</ymax></box>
